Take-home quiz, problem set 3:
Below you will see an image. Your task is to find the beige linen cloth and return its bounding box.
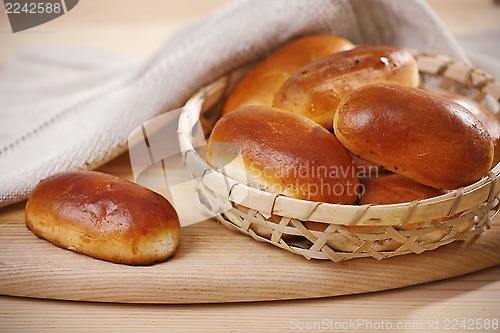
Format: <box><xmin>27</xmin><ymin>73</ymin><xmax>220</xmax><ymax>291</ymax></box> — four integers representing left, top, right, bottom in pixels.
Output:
<box><xmin>0</xmin><ymin>0</ymin><xmax>498</xmax><ymax>207</ymax></box>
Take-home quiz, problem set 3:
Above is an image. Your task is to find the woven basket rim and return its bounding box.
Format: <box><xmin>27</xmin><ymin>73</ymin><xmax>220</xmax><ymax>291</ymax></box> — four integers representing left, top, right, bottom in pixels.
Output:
<box><xmin>178</xmin><ymin>50</ymin><xmax>500</xmax><ymax>227</ymax></box>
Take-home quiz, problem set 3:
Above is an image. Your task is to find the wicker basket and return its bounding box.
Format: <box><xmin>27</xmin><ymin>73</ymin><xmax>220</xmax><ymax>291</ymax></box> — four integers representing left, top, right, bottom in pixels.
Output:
<box><xmin>177</xmin><ymin>50</ymin><xmax>500</xmax><ymax>261</ymax></box>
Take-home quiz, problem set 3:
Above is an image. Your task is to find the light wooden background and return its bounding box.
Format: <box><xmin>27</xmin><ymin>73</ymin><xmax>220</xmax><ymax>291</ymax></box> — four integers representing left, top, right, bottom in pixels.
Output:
<box><xmin>1</xmin><ymin>0</ymin><xmax>500</xmax><ymax>332</ymax></box>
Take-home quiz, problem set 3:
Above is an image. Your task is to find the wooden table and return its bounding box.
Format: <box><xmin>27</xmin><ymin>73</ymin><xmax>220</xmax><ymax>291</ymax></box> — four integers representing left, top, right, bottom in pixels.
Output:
<box><xmin>1</xmin><ymin>1</ymin><xmax>500</xmax><ymax>331</ymax></box>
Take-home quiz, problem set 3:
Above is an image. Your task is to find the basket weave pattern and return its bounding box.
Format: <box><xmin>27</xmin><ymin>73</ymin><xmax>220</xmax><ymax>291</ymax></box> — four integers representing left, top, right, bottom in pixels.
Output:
<box><xmin>178</xmin><ymin>51</ymin><xmax>500</xmax><ymax>261</ymax></box>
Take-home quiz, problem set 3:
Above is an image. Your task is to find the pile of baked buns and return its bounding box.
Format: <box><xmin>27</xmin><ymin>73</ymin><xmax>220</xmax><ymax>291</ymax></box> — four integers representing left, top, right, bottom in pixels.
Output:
<box><xmin>24</xmin><ymin>35</ymin><xmax>500</xmax><ymax>262</ymax></box>
<box><xmin>206</xmin><ymin>35</ymin><xmax>499</xmax><ymax>247</ymax></box>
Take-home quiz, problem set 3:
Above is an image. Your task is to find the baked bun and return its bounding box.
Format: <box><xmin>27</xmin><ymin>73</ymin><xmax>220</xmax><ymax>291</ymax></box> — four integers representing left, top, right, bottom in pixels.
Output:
<box><xmin>222</xmin><ymin>35</ymin><xmax>354</xmax><ymax>114</ymax></box>
<box><xmin>25</xmin><ymin>171</ymin><xmax>180</xmax><ymax>265</ymax></box>
<box><xmin>305</xmin><ymin>173</ymin><xmax>471</xmax><ymax>252</ymax></box>
<box><xmin>207</xmin><ymin>106</ymin><xmax>360</xmax><ymax>204</ymax></box>
<box><xmin>357</xmin><ymin>173</ymin><xmax>446</xmax><ymax>205</ymax></box>
<box><xmin>350</xmin><ymin>154</ymin><xmax>387</xmax><ymax>179</ymax></box>
<box><xmin>334</xmin><ymin>83</ymin><xmax>494</xmax><ymax>190</ymax></box>
<box><xmin>443</xmin><ymin>93</ymin><xmax>500</xmax><ymax>166</ymax></box>
<box><xmin>273</xmin><ymin>45</ymin><xmax>419</xmax><ymax>129</ymax></box>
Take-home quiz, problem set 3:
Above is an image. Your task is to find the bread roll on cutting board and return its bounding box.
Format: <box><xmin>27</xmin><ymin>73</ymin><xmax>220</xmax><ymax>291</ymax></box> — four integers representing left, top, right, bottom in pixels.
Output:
<box><xmin>222</xmin><ymin>35</ymin><xmax>354</xmax><ymax>115</ymax></box>
<box><xmin>273</xmin><ymin>45</ymin><xmax>419</xmax><ymax>129</ymax></box>
<box><xmin>25</xmin><ymin>171</ymin><xmax>180</xmax><ymax>265</ymax></box>
<box><xmin>334</xmin><ymin>83</ymin><xmax>494</xmax><ymax>190</ymax></box>
<box><xmin>443</xmin><ymin>93</ymin><xmax>500</xmax><ymax>166</ymax></box>
<box><xmin>207</xmin><ymin>106</ymin><xmax>360</xmax><ymax>204</ymax></box>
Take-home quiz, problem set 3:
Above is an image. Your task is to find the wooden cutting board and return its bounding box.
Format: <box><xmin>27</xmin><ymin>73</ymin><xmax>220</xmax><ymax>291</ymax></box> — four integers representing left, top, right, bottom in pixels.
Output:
<box><xmin>0</xmin><ymin>201</ymin><xmax>499</xmax><ymax>304</ymax></box>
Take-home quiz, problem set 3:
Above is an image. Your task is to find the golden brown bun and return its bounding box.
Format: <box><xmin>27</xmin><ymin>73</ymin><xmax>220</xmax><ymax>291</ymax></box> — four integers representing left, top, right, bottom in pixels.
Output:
<box><xmin>443</xmin><ymin>93</ymin><xmax>500</xmax><ymax>166</ymax></box>
<box><xmin>357</xmin><ymin>173</ymin><xmax>446</xmax><ymax>205</ymax></box>
<box><xmin>273</xmin><ymin>45</ymin><xmax>419</xmax><ymax>129</ymax></box>
<box><xmin>350</xmin><ymin>154</ymin><xmax>387</xmax><ymax>179</ymax></box>
<box><xmin>207</xmin><ymin>106</ymin><xmax>360</xmax><ymax>204</ymax></box>
<box><xmin>334</xmin><ymin>83</ymin><xmax>494</xmax><ymax>190</ymax></box>
<box><xmin>25</xmin><ymin>171</ymin><xmax>180</xmax><ymax>265</ymax></box>
<box><xmin>222</xmin><ymin>35</ymin><xmax>354</xmax><ymax>114</ymax></box>
<box><xmin>305</xmin><ymin>173</ymin><xmax>470</xmax><ymax>252</ymax></box>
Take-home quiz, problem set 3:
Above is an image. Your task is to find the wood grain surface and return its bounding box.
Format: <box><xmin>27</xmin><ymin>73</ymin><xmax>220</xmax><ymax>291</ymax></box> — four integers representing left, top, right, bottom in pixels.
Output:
<box><xmin>1</xmin><ymin>180</ymin><xmax>499</xmax><ymax>304</ymax></box>
<box><xmin>1</xmin><ymin>266</ymin><xmax>500</xmax><ymax>332</ymax></box>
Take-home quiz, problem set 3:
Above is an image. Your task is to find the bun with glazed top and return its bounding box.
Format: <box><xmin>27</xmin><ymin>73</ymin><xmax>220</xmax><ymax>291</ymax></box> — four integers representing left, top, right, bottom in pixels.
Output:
<box><xmin>222</xmin><ymin>35</ymin><xmax>354</xmax><ymax>115</ymax></box>
<box><xmin>443</xmin><ymin>93</ymin><xmax>500</xmax><ymax>166</ymax></box>
<box><xmin>25</xmin><ymin>171</ymin><xmax>180</xmax><ymax>265</ymax></box>
<box><xmin>273</xmin><ymin>45</ymin><xmax>419</xmax><ymax>129</ymax></box>
<box><xmin>334</xmin><ymin>83</ymin><xmax>494</xmax><ymax>190</ymax></box>
<box><xmin>207</xmin><ymin>105</ymin><xmax>360</xmax><ymax>204</ymax></box>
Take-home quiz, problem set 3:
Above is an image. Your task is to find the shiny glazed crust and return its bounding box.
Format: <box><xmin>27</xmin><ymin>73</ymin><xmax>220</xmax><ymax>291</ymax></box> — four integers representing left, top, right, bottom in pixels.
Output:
<box><xmin>357</xmin><ymin>173</ymin><xmax>446</xmax><ymax>205</ymax></box>
<box><xmin>273</xmin><ymin>45</ymin><xmax>419</xmax><ymax>129</ymax></box>
<box><xmin>443</xmin><ymin>93</ymin><xmax>500</xmax><ymax>166</ymax></box>
<box><xmin>207</xmin><ymin>106</ymin><xmax>360</xmax><ymax>204</ymax></box>
<box><xmin>222</xmin><ymin>35</ymin><xmax>354</xmax><ymax>115</ymax></box>
<box><xmin>334</xmin><ymin>83</ymin><xmax>494</xmax><ymax>190</ymax></box>
<box><xmin>25</xmin><ymin>171</ymin><xmax>180</xmax><ymax>265</ymax></box>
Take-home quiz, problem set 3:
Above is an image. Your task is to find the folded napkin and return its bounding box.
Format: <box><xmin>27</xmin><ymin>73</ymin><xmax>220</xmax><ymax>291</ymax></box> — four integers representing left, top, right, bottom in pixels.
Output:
<box><xmin>0</xmin><ymin>0</ymin><xmax>495</xmax><ymax>207</ymax></box>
